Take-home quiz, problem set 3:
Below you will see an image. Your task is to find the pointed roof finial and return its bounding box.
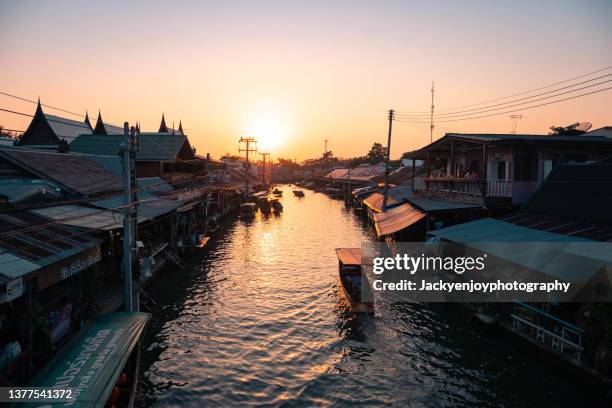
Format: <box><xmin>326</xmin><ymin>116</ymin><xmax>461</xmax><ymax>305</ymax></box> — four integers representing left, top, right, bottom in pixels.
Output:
<box><xmin>93</xmin><ymin>110</ymin><xmax>108</xmax><ymax>134</ymax></box>
<box><xmin>178</xmin><ymin>120</ymin><xmax>183</xmax><ymax>134</ymax></box>
<box><xmin>34</xmin><ymin>97</ymin><xmax>44</xmax><ymax>116</ymax></box>
<box><xmin>84</xmin><ymin>110</ymin><xmax>92</xmax><ymax>130</ymax></box>
<box><xmin>159</xmin><ymin>113</ymin><xmax>168</xmax><ymax>133</ymax></box>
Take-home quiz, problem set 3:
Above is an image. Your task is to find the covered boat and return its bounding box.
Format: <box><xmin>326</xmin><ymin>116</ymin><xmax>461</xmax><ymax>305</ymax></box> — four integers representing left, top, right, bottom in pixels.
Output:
<box><xmin>335</xmin><ymin>248</ymin><xmax>374</xmax><ymax>313</ymax></box>
<box><xmin>27</xmin><ymin>312</ymin><xmax>150</xmax><ymax>407</ymax></box>
<box><xmin>240</xmin><ymin>202</ymin><xmax>257</xmax><ymax>218</ymax></box>
<box><xmin>272</xmin><ymin>188</ymin><xmax>283</xmax><ymax>196</ymax></box>
<box><xmin>269</xmin><ymin>198</ymin><xmax>283</xmax><ymax>213</ymax></box>
<box><xmin>293</xmin><ymin>190</ymin><xmax>305</xmax><ymax>197</ymax></box>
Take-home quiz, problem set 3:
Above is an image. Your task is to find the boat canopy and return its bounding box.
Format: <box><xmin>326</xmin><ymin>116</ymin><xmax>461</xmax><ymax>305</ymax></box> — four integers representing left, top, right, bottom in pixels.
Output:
<box><xmin>28</xmin><ymin>312</ymin><xmax>150</xmax><ymax>407</ymax></box>
<box><xmin>373</xmin><ymin>202</ymin><xmax>425</xmax><ymax>237</ymax></box>
<box><xmin>335</xmin><ymin>248</ymin><xmax>362</xmax><ymax>266</ymax></box>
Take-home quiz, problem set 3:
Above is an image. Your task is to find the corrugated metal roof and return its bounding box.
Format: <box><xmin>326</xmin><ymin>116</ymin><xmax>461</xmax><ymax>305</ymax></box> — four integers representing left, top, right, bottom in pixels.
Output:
<box><xmin>429</xmin><ymin>218</ymin><xmax>591</xmax><ymax>243</ymax></box>
<box><xmin>0</xmin><ymin>210</ymin><xmax>100</xmax><ymax>280</ymax></box>
<box><xmin>0</xmin><ymin>147</ymin><xmax>122</xmax><ymax>195</ymax></box>
<box><xmin>325</xmin><ymin>164</ymin><xmax>386</xmax><ymax>180</ymax></box>
<box><xmin>0</xmin><ymin>179</ymin><xmax>62</xmax><ymax>203</ymax></box>
<box><xmin>373</xmin><ymin>203</ymin><xmax>425</xmax><ymax>237</ymax></box>
<box><xmin>70</xmin><ymin>133</ymin><xmax>190</xmax><ymax>161</ymax></box>
<box><xmin>32</xmin><ymin>205</ymin><xmax>123</xmax><ymax>231</ymax></box>
<box><xmin>362</xmin><ymin>185</ymin><xmax>413</xmax><ymax>212</ymax></box>
<box><xmin>428</xmin><ymin>218</ymin><xmax>612</xmax><ymax>283</ymax></box>
<box><xmin>503</xmin><ymin>212</ymin><xmax>612</xmax><ymax>242</ymax></box>
<box><xmin>408</xmin><ymin>132</ymin><xmax>612</xmax><ymax>160</ymax></box>
<box><xmin>45</xmin><ymin>114</ymin><xmax>92</xmax><ymax>143</ymax></box>
<box><xmin>90</xmin><ymin>177</ymin><xmax>180</xmax><ymax>221</ymax></box>
<box><xmin>447</xmin><ymin>133</ymin><xmax>612</xmax><ymax>143</ymax></box>
<box><xmin>0</xmin><ymin>252</ymin><xmax>41</xmax><ymax>281</ymax></box>
<box><xmin>408</xmin><ymin>196</ymin><xmax>482</xmax><ymax>212</ymax></box>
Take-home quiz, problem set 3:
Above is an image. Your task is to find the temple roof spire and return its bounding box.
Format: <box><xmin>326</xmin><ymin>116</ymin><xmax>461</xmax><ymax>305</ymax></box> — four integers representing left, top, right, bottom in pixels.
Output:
<box><xmin>159</xmin><ymin>113</ymin><xmax>168</xmax><ymax>133</ymax></box>
<box><xmin>93</xmin><ymin>110</ymin><xmax>107</xmax><ymax>134</ymax></box>
<box><xmin>84</xmin><ymin>110</ymin><xmax>92</xmax><ymax>130</ymax></box>
<box><xmin>178</xmin><ymin>120</ymin><xmax>183</xmax><ymax>134</ymax></box>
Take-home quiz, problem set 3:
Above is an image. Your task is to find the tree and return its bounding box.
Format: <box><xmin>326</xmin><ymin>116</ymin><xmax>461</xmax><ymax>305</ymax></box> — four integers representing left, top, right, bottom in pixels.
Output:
<box><xmin>366</xmin><ymin>142</ymin><xmax>387</xmax><ymax>164</ymax></box>
<box><xmin>549</xmin><ymin>122</ymin><xmax>586</xmax><ymax>136</ymax></box>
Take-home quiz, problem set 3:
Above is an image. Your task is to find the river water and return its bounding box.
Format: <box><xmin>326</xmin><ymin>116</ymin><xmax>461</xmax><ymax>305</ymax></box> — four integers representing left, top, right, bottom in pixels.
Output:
<box><xmin>140</xmin><ymin>185</ymin><xmax>594</xmax><ymax>407</ymax></box>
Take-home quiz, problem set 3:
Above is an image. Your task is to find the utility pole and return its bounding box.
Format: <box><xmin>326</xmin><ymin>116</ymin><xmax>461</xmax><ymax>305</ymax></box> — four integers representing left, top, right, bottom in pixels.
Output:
<box><xmin>239</xmin><ymin>137</ymin><xmax>257</xmax><ymax>198</ymax></box>
<box><xmin>430</xmin><ymin>81</ymin><xmax>435</xmax><ymax>143</ymax></box>
<box><xmin>121</xmin><ymin>123</ymin><xmax>139</xmax><ymax>312</ymax></box>
<box><xmin>324</xmin><ymin>139</ymin><xmax>328</xmax><ymax>155</ymax></box>
<box><xmin>382</xmin><ymin>109</ymin><xmax>394</xmax><ymax>211</ymax></box>
<box><xmin>510</xmin><ymin>114</ymin><xmax>525</xmax><ymax>134</ymax></box>
<box><xmin>259</xmin><ymin>152</ymin><xmax>270</xmax><ymax>185</ymax></box>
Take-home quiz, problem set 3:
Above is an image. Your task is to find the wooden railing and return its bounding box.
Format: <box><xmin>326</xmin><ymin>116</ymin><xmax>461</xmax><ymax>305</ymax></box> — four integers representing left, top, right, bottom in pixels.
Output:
<box><xmin>486</xmin><ymin>180</ymin><xmax>512</xmax><ymax>197</ymax></box>
<box><xmin>511</xmin><ymin>313</ymin><xmax>583</xmax><ymax>361</ymax></box>
<box><xmin>413</xmin><ymin>177</ymin><xmax>512</xmax><ymax>197</ymax></box>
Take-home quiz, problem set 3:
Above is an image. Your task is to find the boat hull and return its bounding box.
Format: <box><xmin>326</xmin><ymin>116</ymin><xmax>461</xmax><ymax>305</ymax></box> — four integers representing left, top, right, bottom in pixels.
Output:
<box><xmin>338</xmin><ymin>270</ymin><xmax>374</xmax><ymax>313</ymax></box>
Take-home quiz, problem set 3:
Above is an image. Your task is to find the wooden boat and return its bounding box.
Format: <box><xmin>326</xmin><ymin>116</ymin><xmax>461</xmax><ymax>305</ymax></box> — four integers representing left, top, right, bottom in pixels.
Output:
<box><xmin>269</xmin><ymin>198</ymin><xmax>283</xmax><ymax>213</ymax></box>
<box><xmin>325</xmin><ymin>187</ymin><xmax>343</xmax><ymax>198</ymax></box>
<box><xmin>335</xmin><ymin>248</ymin><xmax>374</xmax><ymax>313</ymax></box>
<box><xmin>272</xmin><ymin>188</ymin><xmax>283</xmax><ymax>196</ymax></box>
<box><xmin>240</xmin><ymin>202</ymin><xmax>257</xmax><ymax>218</ymax></box>
<box><xmin>177</xmin><ymin>233</ymin><xmax>211</xmax><ymax>253</ymax></box>
<box><xmin>293</xmin><ymin>190</ymin><xmax>305</xmax><ymax>197</ymax></box>
<box><xmin>139</xmin><ymin>242</ymin><xmax>168</xmax><ymax>286</ymax></box>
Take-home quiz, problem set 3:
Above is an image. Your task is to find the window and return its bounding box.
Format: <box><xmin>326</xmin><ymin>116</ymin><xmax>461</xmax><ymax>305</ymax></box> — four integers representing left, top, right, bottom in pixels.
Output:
<box><xmin>513</xmin><ymin>154</ymin><xmax>538</xmax><ymax>181</ymax></box>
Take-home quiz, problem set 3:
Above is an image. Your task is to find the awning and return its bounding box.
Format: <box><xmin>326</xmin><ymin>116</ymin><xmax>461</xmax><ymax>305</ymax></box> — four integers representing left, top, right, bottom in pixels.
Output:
<box><xmin>373</xmin><ymin>203</ymin><xmax>425</xmax><ymax>237</ymax></box>
<box><xmin>362</xmin><ymin>185</ymin><xmax>413</xmax><ymax>212</ymax></box>
<box><xmin>335</xmin><ymin>248</ymin><xmax>362</xmax><ymax>266</ymax></box>
<box><xmin>0</xmin><ymin>211</ymin><xmax>101</xmax><ymax>301</ymax></box>
<box><xmin>28</xmin><ymin>312</ymin><xmax>150</xmax><ymax>407</ymax></box>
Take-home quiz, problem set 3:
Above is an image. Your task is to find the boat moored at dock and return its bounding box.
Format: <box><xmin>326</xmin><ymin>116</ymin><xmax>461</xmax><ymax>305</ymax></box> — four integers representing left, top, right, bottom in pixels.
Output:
<box><xmin>240</xmin><ymin>202</ymin><xmax>257</xmax><ymax>219</ymax></box>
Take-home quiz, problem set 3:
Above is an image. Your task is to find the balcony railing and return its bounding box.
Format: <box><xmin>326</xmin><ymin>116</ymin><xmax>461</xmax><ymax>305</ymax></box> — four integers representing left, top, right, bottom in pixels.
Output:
<box><xmin>413</xmin><ymin>177</ymin><xmax>512</xmax><ymax>197</ymax></box>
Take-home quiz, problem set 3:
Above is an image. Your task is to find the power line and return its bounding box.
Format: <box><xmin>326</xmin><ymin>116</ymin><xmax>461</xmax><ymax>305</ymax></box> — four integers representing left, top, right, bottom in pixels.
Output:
<box><xmin>397</xmin><ymin>79</ymin><xmax>612</xmax><ymax>123</ymax></box>
<box><xmin>0</xmin><ymin>91</ymin><xmax>84</xmax><ymax>117</ymax></box>
<box><xmin>395</xmin><ymin>66</ymin><xmax>611</xmax><ymax>114</ymax></box>
<box><xmin>394</xmin><ymin>85</ymin><xmax>612</xmax><ymax>124</ymax></box>
<box><xmin>395</xmin><ymin>74</ymin><xmax>612</xmax><ymax>119</ymax></box>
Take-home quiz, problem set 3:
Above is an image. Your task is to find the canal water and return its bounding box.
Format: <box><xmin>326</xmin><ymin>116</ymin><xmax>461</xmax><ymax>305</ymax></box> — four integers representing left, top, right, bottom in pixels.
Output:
<box><xmin>140</xmin><ymin>185</ymin><xmax>594</xmax><ymax>407</ymax></box>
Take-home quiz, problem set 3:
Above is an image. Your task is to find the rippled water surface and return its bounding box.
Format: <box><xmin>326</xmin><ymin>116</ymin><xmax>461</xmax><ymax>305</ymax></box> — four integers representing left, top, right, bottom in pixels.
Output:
<box><xmin>140</xmin><ymin>186</ymin><xmax>594</xmax><ymax>407</ymax></box>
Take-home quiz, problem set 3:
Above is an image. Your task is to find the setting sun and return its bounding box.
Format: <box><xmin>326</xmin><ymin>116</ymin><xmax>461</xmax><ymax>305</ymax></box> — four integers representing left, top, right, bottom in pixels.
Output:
<box><xmin>244</xmin><ymin>114</ymin><xmax>289</xmax><ymax>152</ymax></box>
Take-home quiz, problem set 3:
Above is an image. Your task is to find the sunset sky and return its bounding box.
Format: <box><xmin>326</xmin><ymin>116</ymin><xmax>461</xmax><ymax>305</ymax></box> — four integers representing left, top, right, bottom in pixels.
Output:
<box><xmin>1</xmin><ymin>0</ymin><xmax>611</xmax><ymax>160</ymax></box>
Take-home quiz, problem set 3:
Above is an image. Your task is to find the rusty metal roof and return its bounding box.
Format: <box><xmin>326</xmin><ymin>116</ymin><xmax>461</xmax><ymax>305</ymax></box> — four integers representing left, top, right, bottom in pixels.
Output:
<box><xmin>0</xmin><ymin>147</ymin><xmax>122</xmax><ymax>196</ymax></box>
<box><xmin>373</xmin><ymin>203</ymin><xmax>425</xmax><ymax>237</ymax></box>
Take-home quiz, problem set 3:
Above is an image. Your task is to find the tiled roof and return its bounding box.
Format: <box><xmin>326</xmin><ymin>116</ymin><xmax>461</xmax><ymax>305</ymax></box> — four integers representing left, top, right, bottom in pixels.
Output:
<box><xmin>70</xmin><ymin>133</ymin><xmax>191</xmax><ymax>161</ymax></box>
<box><xmin>45</xmin><ymin>114</ymin><xmax>92</xmax><ymax>143</ymax></box>
<box><xmin>0</xmin><ymin>147</ymin><xmax>122</xmax><ymax>195</ymax></box>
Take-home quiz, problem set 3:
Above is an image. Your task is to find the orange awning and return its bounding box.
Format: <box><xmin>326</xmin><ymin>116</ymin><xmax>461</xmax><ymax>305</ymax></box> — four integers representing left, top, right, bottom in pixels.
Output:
<box><xmin>373</xmin><ymin>203</ymin><xmax>425</xmax><ymax>237</ymax></box>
